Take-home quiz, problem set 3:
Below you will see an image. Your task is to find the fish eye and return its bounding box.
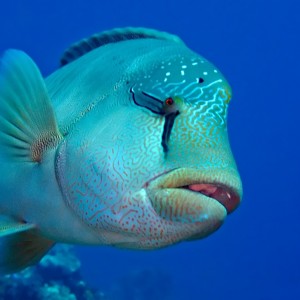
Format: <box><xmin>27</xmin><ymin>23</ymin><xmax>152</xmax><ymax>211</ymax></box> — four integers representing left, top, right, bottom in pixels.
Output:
<box><xmin>165</xmin><ymin>97</ymin><xmax>174</xmax><ymax>106</ymax></box>
<box><xmin>198</xmin><ymin>78</ymin><xmax>204</xmax><ymax>83</ymax></box>
<box><xmin>163</xmin><ymin>97</ymin><xmax>179</xmax><ymax>115</ymax></box>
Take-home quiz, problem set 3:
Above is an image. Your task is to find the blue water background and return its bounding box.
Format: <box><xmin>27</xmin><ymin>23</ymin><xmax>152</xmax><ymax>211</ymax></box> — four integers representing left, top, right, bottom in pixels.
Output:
<box><xmin>1</xmin><ymin>0</ymin><xmax>299</xmax><ymax>299</ymax></box>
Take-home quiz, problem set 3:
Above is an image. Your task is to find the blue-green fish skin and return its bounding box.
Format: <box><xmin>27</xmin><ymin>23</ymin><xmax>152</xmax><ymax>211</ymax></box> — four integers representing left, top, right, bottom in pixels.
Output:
<box><xmin>0</xmin><ymin>28</ymin><xmax>242</xmax><ymax>273</ymax></box>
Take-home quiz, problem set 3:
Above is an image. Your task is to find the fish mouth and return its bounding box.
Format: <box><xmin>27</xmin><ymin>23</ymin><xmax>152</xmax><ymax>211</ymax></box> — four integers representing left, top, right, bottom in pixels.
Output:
<box><xmin>180</xmin><ymin>183</ymin><xmax>239</xmax><ymax>214</ymax></box>
<box><xmin>145</xmin><ymin>168</ymin><xmax>242</xmax><ymax>224</ymax></box>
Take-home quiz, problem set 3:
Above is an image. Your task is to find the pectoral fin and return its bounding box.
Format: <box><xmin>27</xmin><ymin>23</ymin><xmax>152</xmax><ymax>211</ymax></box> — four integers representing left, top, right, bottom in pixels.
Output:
<box><xmin>0</xmin><ymin>49</ymin><xmax>62</xmax><ymax>162</ymax></box>
<box><xmin>0</xmin><ymin>216</ymin><xmax>54</xmax><ymax>274</ymax></box>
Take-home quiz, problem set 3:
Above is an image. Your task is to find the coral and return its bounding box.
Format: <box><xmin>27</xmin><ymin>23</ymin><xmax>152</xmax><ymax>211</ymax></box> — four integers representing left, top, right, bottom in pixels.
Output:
<box><xmin>0</xmin><ymin>245</ymin><xmax>106</xmax><ymax>300</ymax></box>
<box><xmin>0</xmin><ymin>244</ymin><xmax>173</xmax><ymax>300</ymax></box>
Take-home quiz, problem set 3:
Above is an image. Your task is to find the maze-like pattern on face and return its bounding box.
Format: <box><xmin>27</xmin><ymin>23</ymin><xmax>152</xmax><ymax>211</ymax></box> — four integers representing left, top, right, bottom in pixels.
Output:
<box><xmin>56</xmin><ymin>52</ymin><xmax>237</xmax><ymax>249</ymax></box>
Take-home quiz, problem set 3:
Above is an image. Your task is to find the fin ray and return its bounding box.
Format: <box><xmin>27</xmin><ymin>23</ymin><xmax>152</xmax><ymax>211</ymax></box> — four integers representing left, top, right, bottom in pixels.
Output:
<box><xmin>0</xmin><ymin>225</ymin><xmax>54</xmax><ymax>274</ymax></box>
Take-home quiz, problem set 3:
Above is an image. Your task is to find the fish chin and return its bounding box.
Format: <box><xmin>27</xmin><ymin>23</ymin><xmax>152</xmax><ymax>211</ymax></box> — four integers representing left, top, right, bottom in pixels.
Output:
<box><xmin>141</xmin><ymin>167</ymin><xmax>242</xmax><ymax>244</ymax></box>
<box><xmin>147</xmin><ymin>187</ymin><xmax>227</xmax><ymax>237</ymax></box>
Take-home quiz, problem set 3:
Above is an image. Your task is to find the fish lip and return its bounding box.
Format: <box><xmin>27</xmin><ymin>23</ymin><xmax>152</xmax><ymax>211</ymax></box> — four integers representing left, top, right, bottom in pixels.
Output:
<box><xmin>143</xmin><ymin>168</ymin><xmax>179</xmax><ymax>189</ymax></box>
<box><xmin>145</xmin><ymin>168</ymin><xmax>242</xmax><ymax>214</ymax></box>
<box><xmin>181</xmin><ymin>183</ymin><xmax>240</xmax><ymax>214</ymax></box>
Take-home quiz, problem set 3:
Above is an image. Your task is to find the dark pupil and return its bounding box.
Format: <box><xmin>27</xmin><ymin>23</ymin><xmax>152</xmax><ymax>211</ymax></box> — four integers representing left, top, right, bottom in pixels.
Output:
<box><xmin>165</xmin><ymin>98</ymin><xmax>174</xmax><ymax>105</ymax></box>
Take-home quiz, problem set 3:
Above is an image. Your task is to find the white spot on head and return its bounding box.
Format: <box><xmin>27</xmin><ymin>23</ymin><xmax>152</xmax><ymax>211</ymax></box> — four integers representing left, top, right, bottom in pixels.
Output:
<box><xmin>139</xmin><ymin>83</ymin><xmax>143</xmax><ymax>86</ymax></box>
<box><xmin>192</xmin><ymin>62</ymin><xmax>198</xmax><ymax>66</ymax></box>
<box><xmin>181</xmin><ymin>70</ymin><xmax>185</xmax><ymax>76</ymax></box>
<box><xmin>182</xmin><ymin>65</ymin><xmax>187</xmax><ymax>69</ymax></box>
<box><xmin>201</xmin><ymin>61</ymin><xmax>205</xmax><ymax>64</ymax></box>
<box><xmin>168</xmin><ymin>62</ymin><xmax>172</xmax><ymax>66</ymax></box>
<box><xmin>164</xmin><ymin>78</ymin><xmax>168</xmax><ymax>82</ymax></box>
<box><xmin>214</xmin><ymin>69</ymin><xmax>218</xmax><ymax>73</ymax></box>
<box><xmin>166</xmin><ymin>72</ymin><xmax>171</xmax><ymax>76</ymax></box>
<box><xmin>203</xmin><ymin>71</ymin><xmax>208</xmax><ymax>75</ymax></box>
<box><xmin>161</xmin><ymin>66</ymin><xmax>165</xmax><ymax>69</ymax></box>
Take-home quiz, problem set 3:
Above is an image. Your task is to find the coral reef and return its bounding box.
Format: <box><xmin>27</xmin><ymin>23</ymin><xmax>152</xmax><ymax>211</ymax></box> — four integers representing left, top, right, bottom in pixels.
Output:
<box><xmin>0</xmin><ymin>245</ymin><xmax>106</xmax><ymax>300</ymax></box>
<box><xmin>0</xmin><ymin>245</ymin><xmax>172</xmax><ymax>299</ymax></box>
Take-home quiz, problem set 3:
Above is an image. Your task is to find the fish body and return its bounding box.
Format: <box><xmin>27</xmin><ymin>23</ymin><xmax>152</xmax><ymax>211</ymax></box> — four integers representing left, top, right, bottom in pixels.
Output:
<box><xmin>0</xmin><ymin>28</ymin><xmax>242</xmax><ymax>273</ymax></box>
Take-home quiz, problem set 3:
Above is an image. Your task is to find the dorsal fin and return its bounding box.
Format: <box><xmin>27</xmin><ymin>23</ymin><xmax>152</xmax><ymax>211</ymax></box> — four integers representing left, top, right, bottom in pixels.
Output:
<box><xmin>60</xmin><ymin>27</ymin><xmax>184</xmax><ymax>67</ymax></box>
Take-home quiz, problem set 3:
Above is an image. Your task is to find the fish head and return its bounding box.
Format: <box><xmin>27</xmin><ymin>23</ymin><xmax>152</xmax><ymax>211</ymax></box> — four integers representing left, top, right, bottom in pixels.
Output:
<box><xmin>56</xmin><ymin>48</ymin><xmax>242</xmax><ymax>249</ymax></box>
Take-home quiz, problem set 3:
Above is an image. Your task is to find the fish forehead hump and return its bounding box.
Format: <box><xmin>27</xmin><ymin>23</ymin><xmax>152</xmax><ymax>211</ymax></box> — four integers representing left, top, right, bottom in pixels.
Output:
<box><xmin>132</xmin><ymin>54</ymin><xmax>230</xmax><ymax>102</ymax></box>
<box><xmin>46</xmin><ymin>38</ymin><xmax>190</xmax><ymax>130</ymax></box>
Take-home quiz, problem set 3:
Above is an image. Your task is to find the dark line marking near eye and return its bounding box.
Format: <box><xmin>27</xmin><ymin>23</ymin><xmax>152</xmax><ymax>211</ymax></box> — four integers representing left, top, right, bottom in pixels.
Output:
<box><xmin>141</xmin><ymin>91</ymin><xmax>163</xmax><ymax>104</ymax></box>
<box><xmin>161</xmin><ymin>111</ymin><xmax>180</xmax><ymax>153</ymax></box>
<box><xmin>130</xmin><ymin>88</ymin><xmax>164</xmax><ymax>115</ymax></box>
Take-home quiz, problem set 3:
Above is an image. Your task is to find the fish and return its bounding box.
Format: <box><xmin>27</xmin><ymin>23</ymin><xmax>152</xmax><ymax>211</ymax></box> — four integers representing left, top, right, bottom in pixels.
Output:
<box><xmin>0</xmin><ymin>27</ymin><xmax>242</xmax><ymax>274</ymax></box>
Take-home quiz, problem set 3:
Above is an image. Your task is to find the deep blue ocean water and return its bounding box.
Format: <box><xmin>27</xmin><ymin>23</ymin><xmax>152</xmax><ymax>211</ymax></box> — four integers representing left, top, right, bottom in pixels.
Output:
<box><xmin>1</xmin><ymin>0</ymin><xmax>299</xmax><ymax>299</ymax></box>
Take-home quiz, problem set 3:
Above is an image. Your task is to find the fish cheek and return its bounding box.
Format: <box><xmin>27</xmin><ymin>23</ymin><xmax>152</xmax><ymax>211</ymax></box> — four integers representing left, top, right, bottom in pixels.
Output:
<box><xmin>54</xmin><ymin>139</ymin><xmax>108</xmax><ymax>225</ymax></box>
<box><xmin>53</xmin><ymin>132</ymin><xmax>154</xmax><ymax>240</ymax></box>
<box><xmin>55</xmin><ymin>140</ymin><xmax>221</xmax><ymax>248</ymax></box>
<box><xmin>54</xmin><ymin>111</ymin><xmax>199</xmax><ymax>246</ymax></box>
